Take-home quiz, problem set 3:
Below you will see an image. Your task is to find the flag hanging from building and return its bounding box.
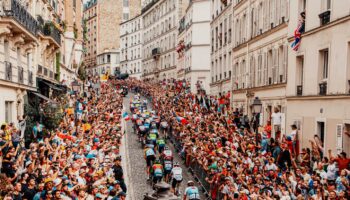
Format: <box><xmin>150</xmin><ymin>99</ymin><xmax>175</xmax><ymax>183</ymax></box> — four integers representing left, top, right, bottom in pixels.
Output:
<box><xmin>291</xmin><ymin>12</ymin><xmax>306</xmax><ymax>51</ymax></box>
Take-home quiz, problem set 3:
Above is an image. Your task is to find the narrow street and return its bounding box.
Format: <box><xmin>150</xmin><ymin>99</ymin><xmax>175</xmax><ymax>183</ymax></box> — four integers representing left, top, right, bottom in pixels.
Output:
<box><xmin>121</xmin><ymin>93</ymin><xmax>203</xmax><ymax>200</ymax></box>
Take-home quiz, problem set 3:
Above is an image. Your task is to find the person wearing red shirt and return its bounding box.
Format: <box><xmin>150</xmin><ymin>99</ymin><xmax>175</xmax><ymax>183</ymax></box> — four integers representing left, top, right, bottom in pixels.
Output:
<box><xmin>329</xmin><ymin>150</ymin><xmax>350</xmax><ymax>172</ymax></box>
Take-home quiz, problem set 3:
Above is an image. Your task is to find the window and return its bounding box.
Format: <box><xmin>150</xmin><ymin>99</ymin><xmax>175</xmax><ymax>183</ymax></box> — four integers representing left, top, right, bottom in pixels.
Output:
<box><xmin>296</xmin><ymin>56</ymin><xmax>304</xmax><ymax>95</ymax></box>
<box><xmin>320</xmin><ymin>49</ymin><xmax>329</xmax><ymax>80</ymax></box>
<box><xmin>27</xmin><ymin>53</ymin><xmax>31</xmax><ymax>70</ymax></box>
<box><xmin>107</xmin><ymin>54</ymin><xmax>111</xmax><ymax>63</ymax></box>
<box><xmin>317</xmin><ymin>121</ymin><xmax>325</xmax><ymax>149</ymax></box>
<box><xmin>123</xmin><ymin>13</ymin><xmax>129</xmax><ymax>20</ymax></box>
<box><xmin>4</xmin><ymin>40</ymin><xmax>9</xmax><ymax>61</ymax></box>
<box><xmin>267</xmin><ymin>50</ymin><xmax>273</xmax><ymax>84</ymax></box>
<box><xmin>323</xmin><ymin>0</ymin><xmax>331</xmax><ymax>11</ymax></box>
<box><xmin>5</xmin><ymin>101</ymin><xmax>13</xmax><ymax>123</ymax></box>
<box><xmin>123</xmin><ymin>0</ymin><xmax>129</xmax><ymax>7</ymax></box>
<box><xmin>299</xmin><ymin>0</ymin><xmax>306</xmax><ymax>12</ymax></box>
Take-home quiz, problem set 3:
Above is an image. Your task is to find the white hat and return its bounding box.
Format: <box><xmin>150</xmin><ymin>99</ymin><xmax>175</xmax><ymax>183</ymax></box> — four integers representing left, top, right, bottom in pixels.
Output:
<box><xmin>53</xmin><ymin>178</ymin><xmax>62</xmax><ymax>187</ymax></box>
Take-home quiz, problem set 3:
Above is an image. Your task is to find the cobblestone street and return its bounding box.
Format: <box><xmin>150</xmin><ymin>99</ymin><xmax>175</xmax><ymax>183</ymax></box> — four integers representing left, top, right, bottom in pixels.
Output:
<box><xmin>122</xmin><ymin>94</ymin><xmax>203</xmax><ymax>200</ymax></box>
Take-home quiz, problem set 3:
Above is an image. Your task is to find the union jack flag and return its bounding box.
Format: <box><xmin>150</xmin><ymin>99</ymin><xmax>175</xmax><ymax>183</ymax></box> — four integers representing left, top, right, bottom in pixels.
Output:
<box><xmin>291</xmin><ymin>14</ymin><xmax>305</xmax><ymax>51</ymax></box>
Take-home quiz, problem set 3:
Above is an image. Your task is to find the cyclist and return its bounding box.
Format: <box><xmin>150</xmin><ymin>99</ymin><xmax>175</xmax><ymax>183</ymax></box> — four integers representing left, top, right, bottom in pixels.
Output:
<box><xmin>163</xmin><ymin>158</ymin><xmax>173</xmax><ymax>183</ymax></box>
<box><xmin>161</xmin><ymin>146</ymin><xmax>173</xmax><ymax>161</ymax></box>
<box><xmin>183</xmin><ymin>181</ymin><xmax>200</xmax><ymax>200</ymax></box>
<box><xmin>151</xmin><ymin>159</ymin><xmax>163</xmax><ymax>185</ymax></box>
<box><xmin>144</xmin><ymin>144</ymin><xmax>156</xmax><ymax>180</ymax></box>
<box><xmin>143</xmin><ymin>99</ymin><xmax>148</xmax><ymax>109</ymax></box>
<box><xmin>160</xmin><ymin>120</ymin><xmax>168</xmax><ymax>138</ymax></box>
<box><xmin>171</xmin><ymin>162</ymin><xmax>183</xmax><ymax>196</ymax></box>
<box><xmin>148</xmin><ymin>129</ymin><xmax>158</xmax><ymax>146</ymax></box>
<box><xmin>156</xmin><ymin>137</ymin><xmax>166</xmax><ymax>154</ymax></box>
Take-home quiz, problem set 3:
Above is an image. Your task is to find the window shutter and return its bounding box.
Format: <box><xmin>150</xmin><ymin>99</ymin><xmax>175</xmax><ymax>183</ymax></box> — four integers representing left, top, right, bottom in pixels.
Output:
<box><xmin>264</xmin><ymin>52</ymin><xmax>268</xmax><ymax>85</ymax></box>
<box><xmin>282</xmin><ymin>44</ymin><xmax>288</xmax><ymax>82</ymax></box>
<box><xmin>336</xmin><ymin>124</ymin><xmax>343</xmax><ymax>154</ymax></box>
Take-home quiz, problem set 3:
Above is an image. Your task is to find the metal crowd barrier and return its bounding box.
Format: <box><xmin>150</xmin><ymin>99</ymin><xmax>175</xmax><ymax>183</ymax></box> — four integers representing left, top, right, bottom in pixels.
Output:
<box><xmin>167</xmin><ymin>128</ymin><xmax>212</xmax><ymax>199</ymax></box>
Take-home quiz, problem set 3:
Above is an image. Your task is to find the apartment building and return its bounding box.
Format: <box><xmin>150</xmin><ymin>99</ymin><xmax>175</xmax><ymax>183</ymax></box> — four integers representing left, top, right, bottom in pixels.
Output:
<box><xmin>231</xmin><ymin>0</ymin><xmax>289</xmax><ymax>134</ymax></box>
<box><xmin>83</xmin><ymin>0</ymin><xmax>141</xmax><ymax>69</ymax></box>
<box><xmin>176</xmin><ymin>16</ymin><xmax>186</xmax><ymax>80</ymax></box>
<box><xmin>141</xmin><ymin>0</ymin><xmax>188</xmax><ymax>81</ymax></box>
<box><xmin>60</xmin><ymin>0</ymin><xmax>84</xmax><ymax>84</ymax></box>
<box><xmin>286</xmin><ymin>0</ymin><xmax>350</xmax><ymax>154</ymax></box>
<box><xmin>91</xmin><ymin>49</ymin><xmax>120</xmax><ymax>76</ymax></box>
<box><xmin>120</xmin><ymin>14</ymin><xmax>143</xmax><ymax>79</ymax></box>
<box><xmin>210</xmin><ymin>0</ymin><xmax>233</xmax><ymax>97</ymax></box>
<box><xmin>178</xmin><ymin>0</ymin><xmax>211</xmax><ymax>94</ymax></box>
<box><xmin>0</xmin><ymin>0</ymin><xmax>72</xmax><ymax>123</ymax></box>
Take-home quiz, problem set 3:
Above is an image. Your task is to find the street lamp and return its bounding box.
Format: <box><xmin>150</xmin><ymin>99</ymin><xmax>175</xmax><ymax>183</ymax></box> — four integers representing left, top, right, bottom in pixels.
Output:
<box><xmin>252</xmin><ymin>97</ymin><xmax>262</xmax><ymax>113</ymax></box>
<box><xmin>251</xmin><ymin>97</ymin><xmax>262</xmax><ymax>145</ymax></box>
<box><xmin>72</xmin><ymin>80</ymin><xmax>81</xmax><ymax>93</ymax></box>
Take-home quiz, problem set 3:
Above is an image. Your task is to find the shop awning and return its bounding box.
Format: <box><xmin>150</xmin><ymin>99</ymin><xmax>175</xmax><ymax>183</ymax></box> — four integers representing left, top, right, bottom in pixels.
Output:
<box><xmin>31</xmin><ymin>92</ymin><xmax>57</xmax><ymax>104</ymax></box>
<box><xmin>42</xmin><ymin>81</ymin><xmax>63</xmax><ymax>91</ymax></box>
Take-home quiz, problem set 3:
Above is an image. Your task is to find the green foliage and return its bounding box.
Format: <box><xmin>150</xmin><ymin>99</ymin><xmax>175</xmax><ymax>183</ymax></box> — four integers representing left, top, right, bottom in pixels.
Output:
<box><xmin>74</xmin><ymin>23</ymin><xmax>78</xmax><ymax>39</ymax></box>
<box><xmin>55</xmin><ymin>52</ymin><xmax>61</xmax><ymax>81</ymax></box>
<box><xmin>83</xmin><ymin>19</ymin><xmax>88</xmax><ymax>41</ymax></box>
<box><xmin>24</xmin><ymin>93</ymin><xmax>67</xmax><ymax>144</ymax></box>
<box><xmin>78</xmin><ymin>62</ymin><xmax>87</xmax><ymax>81</ymax></box>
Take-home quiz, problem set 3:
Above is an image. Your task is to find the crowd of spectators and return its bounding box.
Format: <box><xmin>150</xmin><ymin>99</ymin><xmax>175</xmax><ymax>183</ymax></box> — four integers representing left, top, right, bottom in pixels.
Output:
<box><xmin>0</xmin><ymin>77</ymin><xmax>128</xmax><ymax>200</ymax></box>
<box><xmin>127</xmin><ymin>78</ymin><xmax>350</xmax><ymax>200</ymax></box>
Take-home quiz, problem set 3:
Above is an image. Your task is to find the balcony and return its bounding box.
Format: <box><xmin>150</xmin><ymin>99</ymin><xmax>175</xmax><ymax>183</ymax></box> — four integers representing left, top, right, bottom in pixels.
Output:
<box><xmin>18</xmin><ymin>66</ymin><xmax>24</xmax><ymax>84</ymax></box>
<box><xmin>38</xmin><ymin>65</ymin><xmax>43</xmax><ymax>75</ymax></box>
<box><xmin>2</xmin><ymin>0</ymin><xmax>39</xmax><ymax>37</ymax></box>
<box><xmin>296</xmin><ymin>85</ymin><xmax>303</xmax><ymax>96</ymax></box>
<box><xmin>40</xmin><ymin>21</ymin><xmax>61</xmax><ymax>45</ymax></box>
<box><xmin>4</xmin><ymin>61</ymin><xmax>12</xmax><ymax>81</ymax></box>
<box><xmin>319</xmin><ymin>82</ymin><xmax>327</xmax><ymax>95</ymax></box>
<box><xmin>319</xmin><ymin>10</ymin><xmax>331</xmax><ymax>26</ymax></box>
<box><xmin>152</xmin><ymin>48</ymin><xmax>161</xmax><ymax>59</ymax></box>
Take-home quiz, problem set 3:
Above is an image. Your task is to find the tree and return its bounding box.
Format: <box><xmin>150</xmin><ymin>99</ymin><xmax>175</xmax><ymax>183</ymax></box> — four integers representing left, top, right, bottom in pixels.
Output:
<box><xmin>78</xmin><ymin>62</ymin><xmax>87</xmax><ymax>81</ymax></box>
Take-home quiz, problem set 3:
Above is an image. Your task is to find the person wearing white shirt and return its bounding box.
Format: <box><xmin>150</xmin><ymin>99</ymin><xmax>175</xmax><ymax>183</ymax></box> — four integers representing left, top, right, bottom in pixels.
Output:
<box><xmin>326</xmin><ymin>159</ymin><xmax>337</xmax><ymax>181</ymax></box>
<box><xmin>271</xmin><ymin>108</ymin><xmax>282</xmax><ymax>140</ymax></box>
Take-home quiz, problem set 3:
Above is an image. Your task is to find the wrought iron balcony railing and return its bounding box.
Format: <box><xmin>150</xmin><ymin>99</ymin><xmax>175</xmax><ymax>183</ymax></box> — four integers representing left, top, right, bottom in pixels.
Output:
<box><xmin>28</xmin><ymin>70</ymin><xmax>33</xmax><ymax>85</ymax></box>
<box><xmin>41</xmin><ymin>21</ymin><xmax>61</xmax><ymax>45</ymax></box>
<box><xmin>319</xmin><ymin>82</ymin><xmax>327</xmax><ymax>95</ymax></box>
<box><xmin>18</xmin><ymin>66</ymin><xmax>24</xmax><ymax>83</ymax></box>
<box><xmin>297</xmin><ymin>85</ymin><xmax>303</xmax><ymax>96</ymax></box>
<box><xmin>2</xmin><ymin>0</ymin><xmax>39</xmax><ymax>36</ymax></box>
<box><xmin>38</xmin><ymin>65</ymin><xmax>43</xmax><ymax>74</ymax></box>
<box><xmin>5</xmin><ymin>61</ymin><xmax>12</xmax><ymax>81</ymax></box>
<box><xmin>44</xmin><ymin>68</ymin><xmax>48</xmax><ymax>76</ymax></box>
<box><xmin>49</xmin><ymin>70</ymin><xmax>54</xmax><ymax>79</ymax></box>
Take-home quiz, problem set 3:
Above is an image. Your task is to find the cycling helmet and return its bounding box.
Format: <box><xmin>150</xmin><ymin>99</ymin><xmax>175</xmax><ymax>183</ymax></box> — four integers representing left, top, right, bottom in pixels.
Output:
<box><xmin>154</xmin><ymin>159</ymin><xmax>160</xmax><ymax>164</ymax></box>
<box><xmin>164</xmin><ymin>146</ymin><xmax>169</xmax><ymax>150</ymax></box>
<box><xmin>187</xmin><ymin>180</ymin><xmax>194</xmax><ymax>186</ymax></box>
<box><xmin>174</xmin><ymin>162</ymin><xmax>179</xmax><ymax>166</ymax></box>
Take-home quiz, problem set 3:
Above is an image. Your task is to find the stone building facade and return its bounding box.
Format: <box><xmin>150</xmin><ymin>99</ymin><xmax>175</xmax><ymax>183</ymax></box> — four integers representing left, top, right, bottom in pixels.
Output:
<box><xmin>0</xmin><ymin>0</ymin><xmax>83</xmax><ymax>123</ymax></box>
<box><xmin>83</xmin><ymin>0</ymin><xmax>141</xmax><ymax>69</ymax></box>
<box><xmin>286</xmin><ymin>0</ymin><xmax>350</xmax><ymax>155</ymax></box>
<box><xmin>141</xmin><ymin>0</ymin><xmax>188</xmax><ymax>81</ymax></box>
<box><xmin>120</xmin><ymin>14</ymin><xmax>143</xmax><ymax>79</ymax></box>
<box><xmin>209</xmin><ymin>0</ymin><xmax>234</xmax><ymax>97</ymax></box>
<box><xmin>231</xmin><ymin>0</ymin><xmax>289</xmax><ymax>133</ymax></box>
<box><xmin>177</xmin><ymin>0</ymin><xmax>211</xmax><ymax>94</ymax></box>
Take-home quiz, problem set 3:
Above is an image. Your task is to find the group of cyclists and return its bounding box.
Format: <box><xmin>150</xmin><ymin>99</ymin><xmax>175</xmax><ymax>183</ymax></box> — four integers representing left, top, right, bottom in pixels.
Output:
<box><xmin>128</xmin><ymin>94</ymin><xmax>200</xmax><ymax>200</ymax></box>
